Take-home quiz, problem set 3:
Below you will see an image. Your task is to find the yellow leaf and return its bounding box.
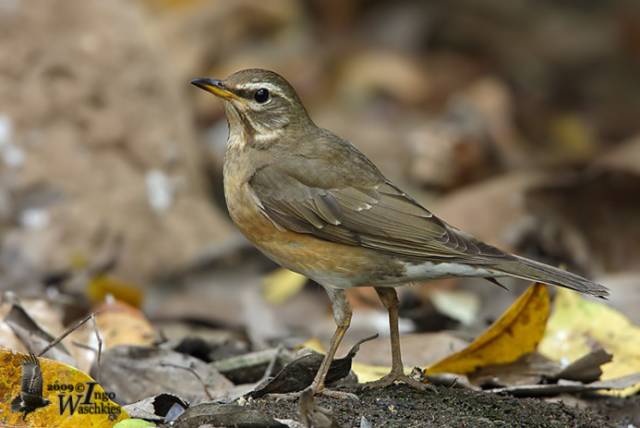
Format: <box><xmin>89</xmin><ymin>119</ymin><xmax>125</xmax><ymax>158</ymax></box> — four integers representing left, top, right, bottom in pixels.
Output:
<box><xmin>427</xmin><ymin>283</ymin><xmax>550</xmax><ymax>375</ymax></box>
<box><xmin>0</xmin><ymin>349</ymin><xmax>128</xmax><ymax>427</ymax></box>
<box><xmin>351</xmin><ymin>363</ymin><xmax>395</xmax><ymax>383</ymax></box>
<box><xmin>87</xmin><ymin>275</ymin><xmax>144</xmax><ymax>308</ymax></box>
<box><xmin>262</xmin><ymin>269</ymin><xmax>307</xmax><ymax>304</ymax></box>
<box><xmin>539</xmin><ymin>288</ymin><xmax>640</xmax><ymax>396</ymax></box>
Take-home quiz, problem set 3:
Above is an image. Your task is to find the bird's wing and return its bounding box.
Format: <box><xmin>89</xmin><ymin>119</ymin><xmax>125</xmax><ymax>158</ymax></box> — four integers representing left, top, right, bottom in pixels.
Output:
<box><xmin>22</xmin><ymin>353</ymin><xmax>44</xmax><ymax>397</ymax></box>
<box><xmin>249</xmin><ymin>164</ymin><xmax>510</xmax><ymax>263</ymax></box>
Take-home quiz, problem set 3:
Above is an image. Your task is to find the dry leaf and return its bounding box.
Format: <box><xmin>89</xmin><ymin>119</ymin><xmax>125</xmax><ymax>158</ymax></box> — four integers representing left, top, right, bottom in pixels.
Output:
<box><xmin>0</xmin><ymin>299</ymin><xmax>66</xmax><ymax>356</ymax></box>
<box><xmin>3</xmin><ymin>303</ymin><xmax>75</xmax><ymax>367</ymax></box>
<box><xmin>539</xmin><ymin>288</ymin><xmax>640</xmax><ymax>396</ymax></box>
<box><xmin>123</xmin><ymin>393</ymin><xmax>189</xmax><ymax>424</ymax></box>
<box><xmin>87</xmin><ymin>275</ymin><xmax>144</xmax><ymax>308</ymax></box>
<box><xmin>94</xmin><ymin>301</ymin><xmax>156</xmax><ymax>349</ymax></box>
<box><xmin>173</xmin><ymin>403</ymin><xmax>286</xmax><ymax>428</ymax></box>
<box><xmin>0</xmin><ymin>349</ymin><xmax>128</xmax><ymax>427</ymax></box>
<box><xmin>97</xmin><ymin>346</ymin><xmax>233</xmax><ymax>404</ymax></box>
<box><xmin>426</xmin><ymin>283</ymin><xmax>550</xmax><ymax>375</ymax></box>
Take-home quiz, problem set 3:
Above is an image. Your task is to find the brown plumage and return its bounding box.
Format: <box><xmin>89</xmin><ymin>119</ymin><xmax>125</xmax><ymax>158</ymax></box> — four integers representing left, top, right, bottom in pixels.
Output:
<box><xmin>191</xmin><ymin>69</ymin><xmax>609</xmax><ymax>397</ymax></box>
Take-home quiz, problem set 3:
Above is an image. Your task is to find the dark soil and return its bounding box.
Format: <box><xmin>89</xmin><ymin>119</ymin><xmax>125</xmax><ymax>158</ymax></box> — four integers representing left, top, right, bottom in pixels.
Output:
<box><xmin>250</xmin><ymin>385</ymin><xmax>623</xmax><ymax>428</ymax></box>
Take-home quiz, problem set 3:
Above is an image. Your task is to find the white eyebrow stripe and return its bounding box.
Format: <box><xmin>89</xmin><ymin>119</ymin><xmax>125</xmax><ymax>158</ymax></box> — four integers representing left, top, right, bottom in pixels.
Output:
<box><xmin>235</xmin><ymin>82</ymin><xmax>281</xmax><ymax>92</ymax></box>
<box><xmin>234</xmin><ymin>82</ymin><xmax>295</xmax><ymax>103</ymax></box>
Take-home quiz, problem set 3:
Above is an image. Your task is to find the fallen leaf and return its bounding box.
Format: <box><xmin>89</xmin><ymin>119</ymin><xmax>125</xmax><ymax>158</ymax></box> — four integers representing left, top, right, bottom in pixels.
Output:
<box><xmin>94</xmin><ymin>301</ymin><xmax>156</xmax><ymax>349</ymax></box>
<box><xmin>550</xmin><ymin>348</ymin><xmax>612</xmax><ymax>384</ymax></box>
<box><xmin>470</xmin><ymin>352</ymin><xmax>560</xmax><ymax>388</ymax></box>
<box><xmin>173</xmin><ymin>403</ymin><xmax>286</xmax><ymax>428</ymax></box>
<box><xmin>426</xmin><ymin>283</ymin><xmax>550</xmax><ymax>375</ymax></box>
<box><xmin>97</xmin><ymin>346</ymin><xmax>233</xmax><ymax>404</ymax></box>
<box><xmin>0</xmin><ymin>349</ymin><xmax>128</xmax><ymax>427</ymax></box>
<box><xmin>262</xmin><ymin>269</ymin><xmax>307</xmax><ymax>305</ymax></box>
<box><xmin>87</xmin><ymin>275</ymin><xmax>144</xmax><ymax>308</ymax></box>
<box><xmin>539</xmin><ymin>288</ymin><xmax>640</xmax><ymax>396</ymax></box>
<box><xmin>123</xmin><ymin>393</ymin><xmax>189</xmax><ymax>423</ymax></box>
<box><xmin>3</xmin><ymin>304</ymin><xmax>75</xmax><ymax>366</ymax></box>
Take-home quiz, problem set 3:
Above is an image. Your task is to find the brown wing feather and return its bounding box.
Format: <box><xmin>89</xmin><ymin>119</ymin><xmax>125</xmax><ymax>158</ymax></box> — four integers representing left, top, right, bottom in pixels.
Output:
<box><xmin>250</xmin><ymin>165</ymin><xmax>509</xmax><ymax>263</ymax></box>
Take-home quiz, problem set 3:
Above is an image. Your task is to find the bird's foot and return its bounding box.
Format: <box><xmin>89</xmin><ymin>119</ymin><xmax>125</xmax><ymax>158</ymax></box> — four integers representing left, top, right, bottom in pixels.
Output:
<box><xmin>361</xmin><ymin>371</ymin><xmax>437</xmax><ymax>392</ymax></box>
<box><xmin>266</xmin><ymin>384</ymin><xmax>359</xmax><ymax>401</ymax></box>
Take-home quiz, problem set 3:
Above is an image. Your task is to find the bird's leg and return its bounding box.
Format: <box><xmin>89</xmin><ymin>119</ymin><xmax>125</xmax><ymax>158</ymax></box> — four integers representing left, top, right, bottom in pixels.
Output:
<box><xmin>308</xmin><ymin>287</ymin><xmax>358</xmax><ymax>399</ymax></box>
<box><xmin>271</xmin><ymin>287</ymin><xmax>358</xmax><ymax>401</ymax></box>
<box><xmin>363</xmin><ymin>287</ymin><xmax>435</xmax><ymax>392</ymax></box>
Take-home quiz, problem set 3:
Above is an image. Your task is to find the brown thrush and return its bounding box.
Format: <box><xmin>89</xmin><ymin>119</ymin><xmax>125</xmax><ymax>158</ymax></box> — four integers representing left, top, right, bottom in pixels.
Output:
<box><xmin>192</xmin><ymin>69</ymin><xmax>608</xmax><ymax>398</ymax></box>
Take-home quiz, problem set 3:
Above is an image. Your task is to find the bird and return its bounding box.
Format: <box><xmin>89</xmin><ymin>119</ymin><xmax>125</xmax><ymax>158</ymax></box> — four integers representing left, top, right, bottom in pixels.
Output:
<box><xmin>11</xmin><ymin>353</ymin><xmax>50</xmax><ymax>419</ymax></box>
<box><xmin>191</xmin><ymin>69</ymin><xmax>609</xmax><ymax>398</ymax></box>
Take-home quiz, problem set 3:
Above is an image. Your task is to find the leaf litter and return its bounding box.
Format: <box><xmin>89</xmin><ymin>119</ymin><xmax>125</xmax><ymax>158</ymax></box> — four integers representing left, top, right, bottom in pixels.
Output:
<box><xmin>3</xmin><ymin>1</ymin><xmax>640</xmax><ymax>426</ymax></box>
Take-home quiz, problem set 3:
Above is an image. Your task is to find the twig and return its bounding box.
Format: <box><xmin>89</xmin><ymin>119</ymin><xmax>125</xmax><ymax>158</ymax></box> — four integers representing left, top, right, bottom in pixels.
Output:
<box><xmin>70</xmin><ymin>341</ymin><xmax>94</xmax><ymax>351</ymax></box>
<box><xmin>160</xmin><ymin>363</ymin><xmax>213</xmax><ymax>400</ymax></box>
<box><xmin>254</xmin><ymin>344</ymin><xmax>285</xmax><ymax>388</ymax></box>
<box><xmin>212</xmin><ymin>348</ymin><xmax>282</xmax><ymax>374</ymax></box>
<box><xmin>37</xmin><ymin>312</ymin><xmax>99</xmax><ymax>358</ymax></box>
<box><xmin>91</xmin><ymin>314</ymin><xmax>103</xmax><ymax>381</ymax></box>
<box><xmin>263</xmin><ymin>344</ymin><xmax>283</xmax><ymax>379</ymax></box>
<box><xmin>70</xmin><ymin>314</ymin><xmax>103</xmax><ymax>381</ymax></box>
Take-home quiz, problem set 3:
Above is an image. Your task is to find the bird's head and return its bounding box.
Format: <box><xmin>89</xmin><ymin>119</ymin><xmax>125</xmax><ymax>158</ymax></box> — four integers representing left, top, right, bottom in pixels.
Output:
<box><xmin>191</xmin><ymin>69</ymin><xmax>312</xmax><ymax>141</ymax></box>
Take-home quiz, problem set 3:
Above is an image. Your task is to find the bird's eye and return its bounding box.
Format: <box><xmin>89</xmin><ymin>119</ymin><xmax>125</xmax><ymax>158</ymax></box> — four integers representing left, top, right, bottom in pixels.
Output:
<box><xmin>254</xmin><ymin>88</ymin><xmax>269</xmax><ymax>103</ymax></box>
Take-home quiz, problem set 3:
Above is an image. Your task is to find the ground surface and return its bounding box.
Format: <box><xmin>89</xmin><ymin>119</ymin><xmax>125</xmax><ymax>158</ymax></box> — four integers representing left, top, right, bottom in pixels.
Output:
<box><xmin>250</xmin><ymin>384</ymin><xmax>635</xmax><ymax>428</ymax></box>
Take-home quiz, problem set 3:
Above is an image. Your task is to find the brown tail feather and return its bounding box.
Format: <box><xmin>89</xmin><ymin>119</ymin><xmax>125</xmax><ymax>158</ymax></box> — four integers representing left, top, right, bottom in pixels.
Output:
<box><xmin>493</xmin><ymin>255</ymin><xmax>609</xmax><ymax>298</ymax></box>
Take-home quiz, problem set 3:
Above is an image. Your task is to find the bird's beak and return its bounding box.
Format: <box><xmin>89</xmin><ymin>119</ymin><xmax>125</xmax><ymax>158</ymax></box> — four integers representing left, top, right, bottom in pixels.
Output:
<box><xmin>190</xmin><ymin>78</ymin><xmax>237</xmax><ymax>100</ymax></box>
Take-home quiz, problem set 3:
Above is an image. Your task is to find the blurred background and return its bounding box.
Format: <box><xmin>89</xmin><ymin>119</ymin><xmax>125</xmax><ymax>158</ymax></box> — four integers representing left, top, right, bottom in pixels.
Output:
<box><xmin>1</xmin><ymin>0</ymin><xmax>640</xmax><ymax>367</ymax></box>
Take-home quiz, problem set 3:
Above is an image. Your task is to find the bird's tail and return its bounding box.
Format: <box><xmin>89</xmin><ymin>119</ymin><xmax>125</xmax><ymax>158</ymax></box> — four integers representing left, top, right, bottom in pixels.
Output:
<box><xmin>493</xmin><ymin>255</ymin><xmax>609</xmax><ymax>298</ymax></box>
